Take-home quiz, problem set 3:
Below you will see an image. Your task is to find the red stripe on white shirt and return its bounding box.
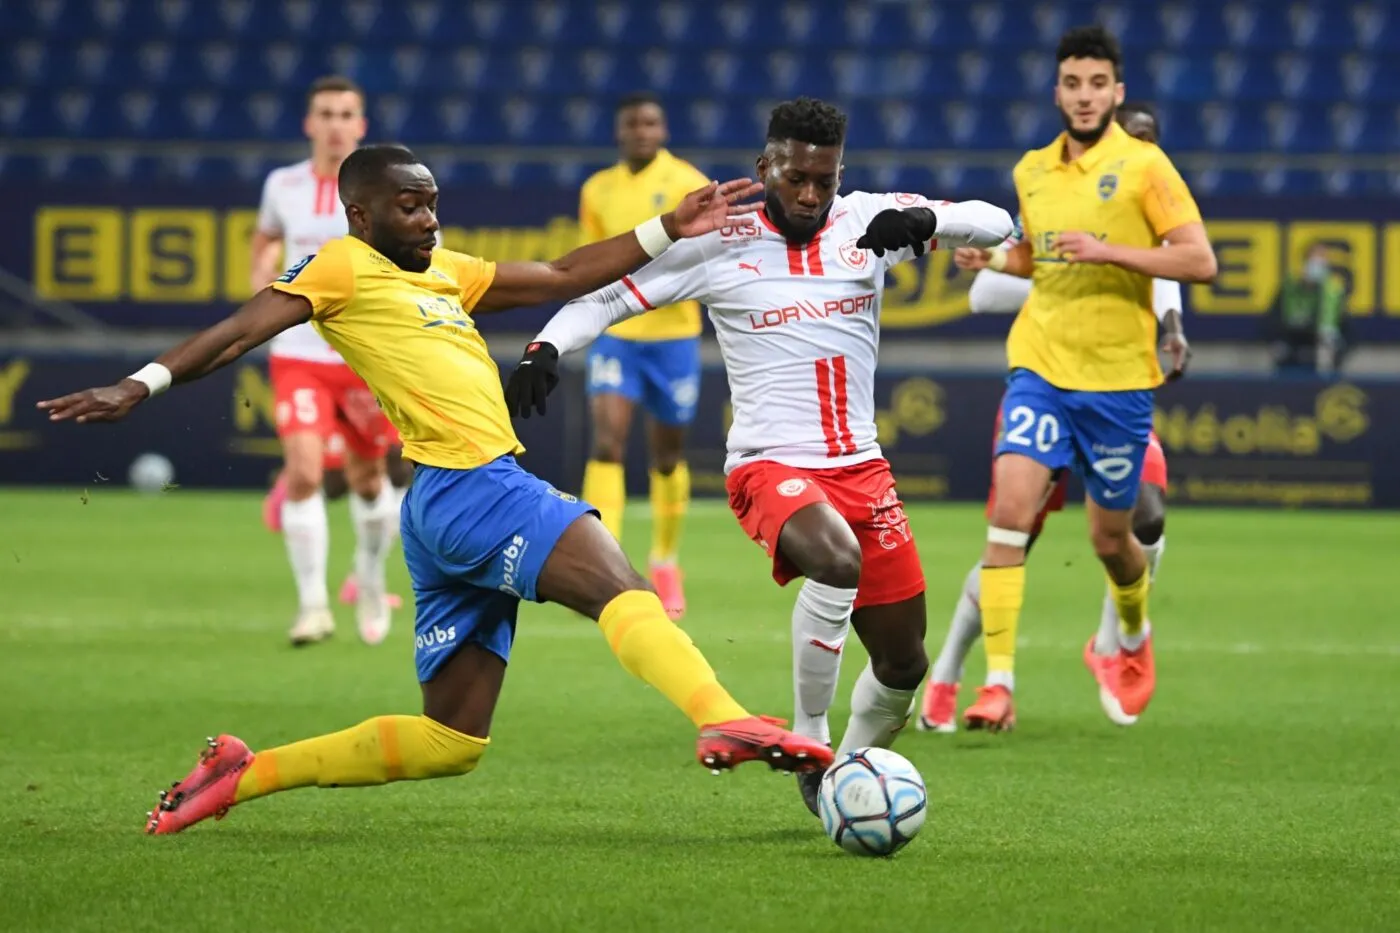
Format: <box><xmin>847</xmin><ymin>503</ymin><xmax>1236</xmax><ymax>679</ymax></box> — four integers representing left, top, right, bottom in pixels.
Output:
<box><xmin>786</xmin><ymin>241</ymin><xmax>805</xmax><ymax>276</ymax></box>
<box><xmin>814</xmin><ymin>358</ymin><xmax>841</xmax><ymax>457</ymax></box>
<box><xmin>831</xmin><ymin>355</ymin><xmax>854</xmax><ymax>453</ymax></box>
<box><xmin>622</xmin><ymin>275</ymin><xmax>654</xmax><ymax>310</ymax></box>
<box><xmin>805</xmin><ymin>235</ymin><xmax>825</xmax><ymax>276</ymax></box>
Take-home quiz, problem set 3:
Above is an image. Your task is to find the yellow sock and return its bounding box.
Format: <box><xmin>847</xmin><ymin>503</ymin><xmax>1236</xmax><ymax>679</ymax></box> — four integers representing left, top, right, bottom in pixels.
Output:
<box><xmin>979</xmin><ymin>565</ymin><xmax>1026</xmax><ymax>684</ymax></box>
<box><xmin>234</xmin><ymin>715</ymin><xmax>488</xmax><ymax>803</ymax></box>
<box><xmin>582</xmin><ymin>460</ymin><xmax>625</xmax><ymax>541</ymax></box>
<box><xmin>648</xmin><ymin>462</ymin><xmax>690</xmax><ymax>564</ymax></box>
<box><xmin>598</xmin><ymin>590</ymin><xmax>749</xmax><ymax>727</ymax></box>
<box><xmin>1111</xmin><ymin>569</ymin><xmax>1151</xmax><ymax>637</ymax></box>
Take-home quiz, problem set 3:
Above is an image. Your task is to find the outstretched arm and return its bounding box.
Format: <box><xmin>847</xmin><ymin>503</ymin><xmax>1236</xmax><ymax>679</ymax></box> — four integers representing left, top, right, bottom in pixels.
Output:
<box><xmin>37</xmin><ymin>288</ymin><xmax>311</xmax><ymax>424</ymax></box>
<box><xmin>1054</xmin><ymin>222</ymin><xmax>1217</xmax><ymax>283</ymax></box>
<box><xmin>967</xmin><ymin>267</ymin><xmax>1034</xmax><ymax>313</ymax></box>
<box><xmin>502</xmin><ymin>238</ymin><xmax>710</xmax><ymax>418</ymax></box>
<box><xmin>856</xmin><ymin>197</ymin><xmax>1015</xmax><ymax>260</ymax></box>
<box><xmin>475</xmin><ymin>178</ymin><xmax>760</xmax><ymax>312</ymax></box>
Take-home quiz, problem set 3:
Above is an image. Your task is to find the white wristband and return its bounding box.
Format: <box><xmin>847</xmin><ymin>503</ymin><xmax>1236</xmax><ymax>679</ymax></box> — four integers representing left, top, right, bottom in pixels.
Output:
<box><xmin>987</xmin><ymin>249</ymin><xmax>1009</xmax><ymax>272</ymax></box>
<box><xmin>128</xmin><ymin>362</ymin><xmax>172</xmax><ymax>397</ymax></box>
<box><xmin>634</xmin><ymin>215</ymin><xmax>675</xmax><ymax>260</ymax></box>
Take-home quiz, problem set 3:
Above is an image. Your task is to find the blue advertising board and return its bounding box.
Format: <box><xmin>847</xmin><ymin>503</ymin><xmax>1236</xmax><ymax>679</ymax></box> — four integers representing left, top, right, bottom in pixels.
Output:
<box><xmin>1</xmin><ymin>352</ymin><xmax>1394</xmax><ymax>510</ymax></box>
<box><xmin>7</xmin><ymin>182</ymin><xmax>1400</xmax><ymax>341</ymax></box>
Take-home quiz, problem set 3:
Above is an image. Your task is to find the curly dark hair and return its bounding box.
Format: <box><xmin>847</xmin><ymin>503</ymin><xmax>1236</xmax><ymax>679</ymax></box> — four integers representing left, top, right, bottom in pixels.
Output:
<box><xmin>1056</xmin><ymin>25</ymin><xmax>1123</xmax><ymax>80</ymax></box>
<box><xmin>766</xmin><ymin>97</ymin><xmax>847</xmax><ymax>147</ymax></box>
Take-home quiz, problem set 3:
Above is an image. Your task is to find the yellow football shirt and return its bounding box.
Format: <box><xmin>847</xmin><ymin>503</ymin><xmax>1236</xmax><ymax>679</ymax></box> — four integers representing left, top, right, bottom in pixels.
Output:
<box><xmin>579</xmin><ymin>148</ymin><xmax>708</xmax><ymax>341</ymax></box>
<box><xmin>1007</xmin><ymin>121</ymin><xmax>1202</xmax><ymax>391</ymax></box>
<box><xmin>270</xmin><ymin>236</ymin><xmax>524</xmax><ymax>470</ymax></box>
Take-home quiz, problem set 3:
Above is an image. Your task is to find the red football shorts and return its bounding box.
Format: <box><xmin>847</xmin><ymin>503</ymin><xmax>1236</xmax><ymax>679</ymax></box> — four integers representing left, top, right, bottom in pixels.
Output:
<box><xmin>269</xmin><ymin>357</ymin><xmax>393</xmax><ymax>462</ymax></box>
<box><xmin>986</xmin><ymin>402</ymin><xmax>1169</xmax><ymax>530</ymax></box>
<box><xmin>725</xmin><ymin>457</ymin><xmax>925</xmax><ymax>610</ymax></box>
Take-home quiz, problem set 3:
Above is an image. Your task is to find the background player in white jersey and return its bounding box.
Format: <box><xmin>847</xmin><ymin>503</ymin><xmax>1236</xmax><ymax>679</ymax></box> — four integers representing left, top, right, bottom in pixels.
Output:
<box><xmin>503</xmin><ymin>98</ymin><xmax>1013</xmax><ymax>815</ymax></box>
<box><xmin>919</xmin><ymin>102</ymin><xmax>1190</xmax><ymax>731</ymax></box>
<box><xmin>247</xmin><ymin>76</ymin><xmax>398</xmax><ymax>648</ymax></box>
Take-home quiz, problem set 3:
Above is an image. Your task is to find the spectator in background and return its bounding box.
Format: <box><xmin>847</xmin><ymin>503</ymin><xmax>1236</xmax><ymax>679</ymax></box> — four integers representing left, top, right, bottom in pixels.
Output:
<box><xmin>1269</xmin><ymin>243</ymin><xmax>1349</xmax><ymax>376</ymax></box>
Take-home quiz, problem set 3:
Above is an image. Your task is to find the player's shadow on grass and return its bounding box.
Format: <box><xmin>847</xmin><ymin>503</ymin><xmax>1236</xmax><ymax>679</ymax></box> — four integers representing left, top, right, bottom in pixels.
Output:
<box><xmin>194</xmin><ymin>821</ymin><xmax>819</xmax><ymax>850</ymax></box>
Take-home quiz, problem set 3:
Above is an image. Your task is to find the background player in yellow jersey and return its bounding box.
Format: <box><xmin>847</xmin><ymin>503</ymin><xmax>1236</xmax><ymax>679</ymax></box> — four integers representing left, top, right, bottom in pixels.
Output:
<box><xmin>578</xmin><ymin>93</ymin><xmax>710</xmax><ymax>618</ymax></box>
<box><xmin>913</xmin><ymin>26</ymin><xmax>1217</xmax><ymax>731</ymax></box>
<box><xmin>38</xmin><ymin>145</ymin><xmax>833</xmax><ymax>835</ymax></box>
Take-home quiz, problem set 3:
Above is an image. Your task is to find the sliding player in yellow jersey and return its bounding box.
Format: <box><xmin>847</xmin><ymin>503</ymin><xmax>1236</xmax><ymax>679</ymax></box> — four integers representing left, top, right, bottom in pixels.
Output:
<box><xmin>578</xmin><ymin>93</ymin><xmax>709</xmax><ymax>618</ymax></box>
<box><xmin>39</xmin><ymin>146</ymin><xmax>834</xmax><ymax>835</ymax></box>
<box><xmin>958</xmin><ymin>26</ymin><xmax>1216</xmax><ymax>730</ymax></box>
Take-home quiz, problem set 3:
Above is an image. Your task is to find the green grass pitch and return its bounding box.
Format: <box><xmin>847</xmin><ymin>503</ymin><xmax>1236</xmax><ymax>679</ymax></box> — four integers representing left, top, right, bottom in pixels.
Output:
<box><xmin>2</xmin><ymin>489</ymin><xmax>1398</xmax><ymax>932</ymax></box>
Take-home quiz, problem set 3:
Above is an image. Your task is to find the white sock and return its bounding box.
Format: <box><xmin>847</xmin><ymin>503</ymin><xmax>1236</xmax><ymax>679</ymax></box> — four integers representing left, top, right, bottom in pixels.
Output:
<box><xmin>791</xmin><ymin>580</ymin><xmax>856</xmax><ymax>745</ymax></box>
<box><xmin>986</xmin><ymin>669</ymin><xmax>1015</xmax><ymax>691</ymax></box>
<box><xmin>281</xmin><ymin>492</ymin><xmax>329</xmax><ymax>611</ymax></box>
<box><xmin>931</xmin><ymin>563</ymin><xmax>982</xmax><ymax>684</ymax></box>
<box><xmin>350</xmin><ymin>483</ymin><xmax>397</xmax><ymax>603</ymax></box>
<box><xmin>836</xmin><ymin>662</ymin><xmax>918</xmax><ymax>756</ymax></box>
<box><xmin>1094</xmin><ymin>588</ymin><xmax>1120</xmax><ymax>656</ymax></box>
<box><xmin>1142</xmin><ymin>535</ymin><xmax>1165</xmax><ymax>581</ymax></box>
<box><xmin>1095</xmin><ymin>535</ymin><xmax>1165</xmax><ymax>656</ymax></box>
<box><xmin>389</xmin><ymin>484</ymin><xmax>408</xmax><ymax>537</ymax></box>
<box><xmin>1119</xmin><ymin>620</ymin><xmax>1151</xmax><ymax>653</ymax></box>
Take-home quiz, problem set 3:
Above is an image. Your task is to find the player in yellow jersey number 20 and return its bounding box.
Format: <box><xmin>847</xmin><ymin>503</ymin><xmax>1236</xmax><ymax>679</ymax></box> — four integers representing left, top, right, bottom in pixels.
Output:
<box><xmin>955</xmin><ymin>26</ymin><xmax>1217</xmax><ymax>732</ymax></box>
<box><xmin>39</xmin><ymin>145</ymin><xmax>835</xmax><ymax>835</ymax></box>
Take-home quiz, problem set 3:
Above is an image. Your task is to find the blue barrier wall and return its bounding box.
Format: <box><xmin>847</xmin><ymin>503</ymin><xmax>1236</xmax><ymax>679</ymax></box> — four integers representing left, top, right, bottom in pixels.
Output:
<box><xmin>2</xmin><ymin>353</ymin><xmax>1394</xmax><ymax>509</ymax></box>
<box><xmin>10</xmin><ymin>183</ymin><xmax>1400</xmax><ymax>341</ymax></box>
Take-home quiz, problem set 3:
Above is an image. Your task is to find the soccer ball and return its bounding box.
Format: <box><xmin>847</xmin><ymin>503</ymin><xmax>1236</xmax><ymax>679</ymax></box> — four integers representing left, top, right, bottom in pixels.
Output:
<box><xmin>817</xmin><ymin>747</ymin><xmax>927</xmax><ymax>857</ymax></box>
<box><xmin>128</xmin><ymin>453</ymin><xmax>175</xmax><ymax>494</ymax></box>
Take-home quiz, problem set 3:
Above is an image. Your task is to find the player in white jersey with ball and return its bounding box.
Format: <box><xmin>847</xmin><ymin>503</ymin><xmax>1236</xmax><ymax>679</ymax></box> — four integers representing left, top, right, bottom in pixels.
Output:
<box><xmin>505</xmin><ymin>98</ymin><xmax>1012</xmax><ymax>815</ymax></box>
<box><xmin>248</xmin><ymin>76</ymin><xmax>398</xmax><ymax>648</ymax></box>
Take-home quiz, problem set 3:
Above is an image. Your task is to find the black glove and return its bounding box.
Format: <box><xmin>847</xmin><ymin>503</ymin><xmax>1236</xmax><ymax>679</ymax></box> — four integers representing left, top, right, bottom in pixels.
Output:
<box><xmin>855</xmin><ymin>207</ymin><xmax>938</xmax><ymax>258</ymax></box>
<box><xmin>504</xmin><ymin>341</ymin><xmax>560</xmax><ymax>419</ymax></box>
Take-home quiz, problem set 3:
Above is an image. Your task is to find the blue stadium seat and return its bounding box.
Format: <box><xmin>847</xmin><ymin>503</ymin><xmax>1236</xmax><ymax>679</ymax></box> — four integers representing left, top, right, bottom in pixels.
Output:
<box><xmin>670</xmin><ymin>99</ymin><xmax>746</xmax><ymax>148</ymax></box>
<box><xmin>208</xmin><ymin>0</ymin><xmax>259</xmax><ymax>40</ymax></box>
<box><xmin>1350</xmin><ymin>3</ymin><xmax>1400</xmax><ymax>52</ymax></box>
<box><xmin>874</xmin><ymin>101</ymin><xmax>940</xmax><ymax>150</ymax></box>
<box><xmin>908</xmin><ymin>4</ymin><xmax>973</xmax><ymax>50</ymax></box>
<box><xmin>1274</xmin><ymin>53</ymin><xmax>1345</xmax><ymax>103</ymax></box>
<box><xmin>1224</xmin><ymin>3</ymin><xmax>1292</xmax><ymax>50</ymax></box>
<box><xmin>1365</xmin><ymin>60</ymin><xmax>1400</xmax><ymax>103</ymax></box>
<box><xmin>955</xmin><ymin>52</ymin><xmax>1022</xmax><ymax>100</ymax></box>
<box><xmin>1294</xmin><ymin>3</ymin><xmax>1353</xmax><ymax>51</ymax></box>
<box><xmin>25</xmin><ymin>0</ymin><xmax>92</xmax><ymax>37</ymax></box>
<box><xmin>1108</xmin><ymin>3</ymin><xmax>1155</xmax><ymax>50</ymax></box>
<box><xmin>1146</xmin><ymin>52</ymin><xmax>1216</xmax><ymax>103</ymax></box>
<box><xmin>1156</xmin><ymin>4</ymin><xmax>1221</xmax><ymax>49</ymax></box>
<box><xmin>1330</xmin><ymin>104</ymin><xmax>1386</xmax><ymax>153</ymax></box>
<box><xmin>1214</xmin><ymin>52</ymin><xmax>1272</xmax><ymax>103</ymax></box>
<box><xmin>1362</xmin><ymin>170</ymin><xmax>1400</xmax><ymax>197</ymax></box>
<box><xmin>4</xmin><ymin>38</ymin><xmax>51</xmax><ymax>87</ymax></box>
<box><xmin>1266</xmin><ymin>104</ymin><xmax>1322</xmax><ymax>154</ymax></box>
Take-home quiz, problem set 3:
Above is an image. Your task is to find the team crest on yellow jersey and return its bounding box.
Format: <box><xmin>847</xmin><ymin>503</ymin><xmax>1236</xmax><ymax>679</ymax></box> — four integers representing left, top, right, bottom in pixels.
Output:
<box><xmin>1097</xmin><ymin>174</ymin><xmax>1119</xmax><ymax>200</ymax></box>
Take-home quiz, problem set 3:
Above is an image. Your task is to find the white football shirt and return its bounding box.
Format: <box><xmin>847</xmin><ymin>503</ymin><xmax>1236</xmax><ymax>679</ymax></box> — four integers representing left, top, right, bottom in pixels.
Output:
<box><xmin>256</xmin><ymin>160</ymin><xmax>349</xmax><ymax>363</ymax></box>
<box><xmin>548</xmin><ymin>192</ymin><xmax>989</xmax><ymax>473</ymax></box>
